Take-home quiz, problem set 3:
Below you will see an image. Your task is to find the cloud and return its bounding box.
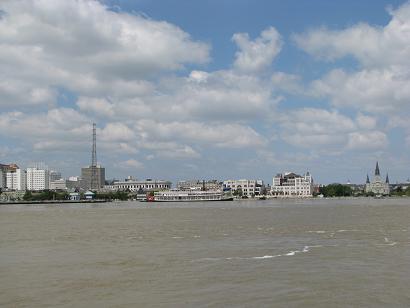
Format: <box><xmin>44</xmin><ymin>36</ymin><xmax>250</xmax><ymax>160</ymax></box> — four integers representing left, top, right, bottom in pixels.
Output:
<box><xmin>279</xmin><ymin>108</ymin><xmax>387</xmax><ymax>151</ymax></box>
<box><xmin>309</xmin><ymin>68</ymin><xmax>410</xmax><ymax>114</ymax></box>
<box><xmin>116</xmin><ymin>159</ymin><xmax>144</xmax><ymax>170</ymax></box>
<box><xmin>232</xmin><ymin>27</ymin><xmax>282</xmax><ymax>73</ymax></box>
<box><xmin>0</xmin><ymin>79</ymin><xmax>57</xmax><ymax>108</ymax></box>
<box><xmin>294</xmin><ymin>3</ymin><xmax>410</xmax><ymax>114</ymax></box>
<box><xmin>356</xmin><ymin>113</ymin><xmax>377</xmax><ymax>130</ymax></box>
<box><xmin>293</xmin><ymin>2</ymin><xmax>410</xmax><ymax>68</ymax></box>
<box><xmin>99</xmin><ymin>122</ymin><xmax>135</xmax><ymax>142</ymax></box>
<box><xmin>138</xmin><ymin>141</ymin><xmax>200</xmax><ymax>159</ymax></box>
<box><xmin>1</xmin><ymin>1</ymin><xmax>399</xmax><ymax>181</ymax></box>
<box><xmin>156</xmin><ymin>145</ymin><xmax>200</xmax><ymax>159</ymax></box>
<box><xmin>271</xmin><ymin>72</ymin><xmax>303</xmax><ymax>94</ymax></box>
<box><xmin>76</xmin><ymin>97</ymin><xmax>115</xmax><ymax>118</ymax></box>
<box><xmin>0</xmin><ymin>0</ymin><xmax>210</xmax><ymax>109</ymax></box>
<box><xmin>135</xmin><ymin>120</ymin><xmax>267</xmax><ymax>148</ymax></box>
<box><xmin>0</xmin><ymin>109</ymin><xmax>90</xmax><ymax>141</ymax></box>
<box><xmin>0</xmin><ymin>4</ymin><xmax>285</xmax><ymax>168</ymax></box>
<box><xmin>347</xmin><ymin>132</ymin><xmax>387</xmax><ymax>150</ymax></box>
<box><xmin>75</xmin><ymin>69</ymin><xmax>281</xmax><ymax>123</ymax></box>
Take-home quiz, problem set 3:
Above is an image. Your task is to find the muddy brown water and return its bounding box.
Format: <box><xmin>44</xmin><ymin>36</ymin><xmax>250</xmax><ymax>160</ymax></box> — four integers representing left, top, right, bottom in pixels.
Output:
<box><xmin>1</xmin><ymin>198</ymin><xmax>410</xmax><ymax>307</ymax></box>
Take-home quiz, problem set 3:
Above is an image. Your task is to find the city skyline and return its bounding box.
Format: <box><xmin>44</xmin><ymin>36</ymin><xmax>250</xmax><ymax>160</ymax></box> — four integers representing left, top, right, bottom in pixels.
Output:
<box><xmin>1</xmin><ymin>0</ymin><xmax>410</xmax><ymax>184</ymax></box>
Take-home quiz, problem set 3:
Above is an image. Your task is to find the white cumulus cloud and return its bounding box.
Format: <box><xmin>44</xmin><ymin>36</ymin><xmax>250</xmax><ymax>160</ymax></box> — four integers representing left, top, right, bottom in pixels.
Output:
<box><xmin>233</xmin><ymin>27</ymin><xmax>282</xmax><ymax>73</ymax></box>
<box><xmin>295</xmin><ymin>2</ymin><xmax>410</xmax><ymax>114</ymax></box>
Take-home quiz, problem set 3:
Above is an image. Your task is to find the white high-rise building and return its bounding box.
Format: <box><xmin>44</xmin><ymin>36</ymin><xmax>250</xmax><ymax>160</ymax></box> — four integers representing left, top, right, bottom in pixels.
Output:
<box><xmin>271</xmin><ymin>172</ymin><xmax>313</xmax><ymax>197</ymax></box>
<box><xmin>0</xmin><ymin>169</ymin><xmax>4</xmax><ymax>189</ymax></box>
<box><xmin>26</xmin><ymin>167</ymin><xmax>50</xmax><ymax>191</ymax></box>
<box><xmin>6</xmin><ymin>168</ymin><xmax>26</xmax><ymax>191</ymax></box>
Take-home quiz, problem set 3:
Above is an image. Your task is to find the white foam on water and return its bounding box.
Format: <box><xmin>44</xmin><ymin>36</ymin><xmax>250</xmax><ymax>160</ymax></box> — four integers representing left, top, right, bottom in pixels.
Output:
<box><xmin>251</xmin><ymin>255</ymin><xmax>281</xmax><ymax>259</ymax></box>
<box><xmin>307</xmin><ymin>230</ymin><xmax>327</xmax><ymax>234</ymax></box>
<box><xmin>194</xmin><ymin>257</ymin><xmax>221</xmax><ymax>262</ymax></box>
<box><xmin>193</xmin><ymin>235</ymin><xmax>201</xmax><ymax>238</ymax></box>
<box><xmin>303</xmin><ymin>246</ymin><xmax>309</xmax><ymax>252</ymax></box>
<box><xmin>337</xmin><ymin>229</ymin><xmax>360</xmax><ymax>233</ymax></box>
<box><xmin>193</xmin><ymin>244</ymin><xmax>325</xmax><ymax>263</ymax></box>
<box><xmin>172</xmin><ymin>236</ymin><xmax>184</xmax><ymax>239</ymax></box>
<box><xmin>380</xmin><ymin>237</ymin><xmax>397</xmax><ymax>246</ymax></box>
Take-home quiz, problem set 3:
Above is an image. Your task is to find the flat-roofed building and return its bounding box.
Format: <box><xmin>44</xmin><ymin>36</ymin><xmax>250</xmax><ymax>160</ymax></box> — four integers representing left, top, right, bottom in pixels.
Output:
<box><xmin>1</xmin><ymin>163</ymin><xmax>19</xmax><ymax>189</ymax></box>
<box><xmin>111</xmin><ymin>179</ymin><xmax>171</xmax><ymax>192</ymax></box>
<box><xmin>26</xmin><ymin>167</ymin><xmax>49</xmax><ymax>191</ymax></box>
<box><xmin>0</xmin><ymin>169</ymin><xmax>4</xmax><ymax>189</ymax></box>
<box><xmin>6</xmin><ymin>168</ymin><xmax>26</xmax><ymax>191</ymax></box>
<box><xmin>177</xmin><ymin>180</ymin><xmax>222</xmax><ymax>191</ymax></box>
<box><xmin>223</xmin><ymin>179</ymin><xmax>264</xmax><ymax>197</ymax></box>
<box><xmin>81</xmin><ymin>165</ymin><xmax>105</xmax><ymax>190</ymax></box>
<box><xmin>271</xmin><ymin>172</ymin><xmax>313</xmax><ymax>197</ymax></box>
<box><xmin>50</xmin><ymin>179</ymin><xmax>68</xmax><ymax>191</ymax></box>
<box><xmin>49</xmin><ymin>170</ymin><xmax>62</xmax><ymax>182</ymax></box>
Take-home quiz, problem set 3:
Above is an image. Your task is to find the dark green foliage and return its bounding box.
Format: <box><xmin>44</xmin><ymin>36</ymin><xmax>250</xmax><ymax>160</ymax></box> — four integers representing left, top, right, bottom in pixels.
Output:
<box><xmin>320</xmin><ymin>184</ymin><xmax>353</xmax><ymax>197</ymax></box>
<box><xmin>95</xmin><ymin>191</ymin><xmax>129</xmax><ymax>201</ymax></box>
<box><xmin>23</xmin><ymin>190</ymin><xmax>69</xmax><ymax>201</ymax></box>
<box><xmin>391</xmin><ymin>186</ymin><xmax>410</xmax><ymax>196</ymax></box>
<box><xmin>232</xmin><ymin>188</ymin><xmax>243</xmax><ymax>197</ymax></box>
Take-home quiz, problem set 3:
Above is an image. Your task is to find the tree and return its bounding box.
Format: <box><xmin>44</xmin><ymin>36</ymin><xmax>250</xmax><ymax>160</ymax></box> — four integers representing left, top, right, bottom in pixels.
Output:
<box><xmin>233</xmin><ymin>188</ymin><xmax>243</xmax><ymax>197</ymax></box>
<box><xmin>320</xmin><ymin>184</ymin><xmax>352</xmax><ymax>197</ymax></box>
<box><xmin>23</xmin><ymin>191</ymin><xmax>33</xmax><ymax>201</ymax></box>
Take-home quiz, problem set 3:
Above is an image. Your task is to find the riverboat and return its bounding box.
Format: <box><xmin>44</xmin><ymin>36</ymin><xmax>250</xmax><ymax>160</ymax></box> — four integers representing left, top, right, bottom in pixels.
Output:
<box><xmin>150</xmin><ymin>189</ymin><xmax>233</xmax><ymax>202</ymax></box>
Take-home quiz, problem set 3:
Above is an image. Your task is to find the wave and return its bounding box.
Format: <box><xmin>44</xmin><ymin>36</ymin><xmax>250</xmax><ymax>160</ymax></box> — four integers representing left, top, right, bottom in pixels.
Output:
<box><xmin>193</xmin><ymin>245</ymin><xmax>324</xmax><ymax>262</ymax></box>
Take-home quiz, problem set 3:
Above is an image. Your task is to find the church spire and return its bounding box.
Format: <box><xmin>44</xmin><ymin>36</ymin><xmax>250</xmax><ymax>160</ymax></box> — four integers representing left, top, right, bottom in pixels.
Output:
<box><xmin>375</xmin><ymin>161</ymin><xmax>380</xmax><ymax>176</ymax></box>
<box><xmin>386</xmin><ymin>173</ymin><xmax>389</xmax><ymax>184</ymax></box>
<box><xmin>366</xmin><ymin>174</ymin><xmax>370</xmax><ymax>184</ymax></box>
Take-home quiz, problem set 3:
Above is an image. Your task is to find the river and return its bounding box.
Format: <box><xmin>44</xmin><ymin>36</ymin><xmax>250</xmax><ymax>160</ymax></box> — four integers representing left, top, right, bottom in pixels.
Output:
<box><xmin>1</xmin><ymin>198</ymin><xmax>410</xmax><ymax>307</ymax></box>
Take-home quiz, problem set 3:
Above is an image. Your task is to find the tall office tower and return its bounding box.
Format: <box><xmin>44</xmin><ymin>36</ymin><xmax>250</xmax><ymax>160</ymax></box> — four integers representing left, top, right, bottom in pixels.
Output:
<box><xmin>6</xmin><ymin>168</ymin><xmax>27</xmax><ymax>191</ymax></box>
<box><xmin>26</xmin><ymin>166</ymin><xmax>49</xmax><ymax>191</ymax></box>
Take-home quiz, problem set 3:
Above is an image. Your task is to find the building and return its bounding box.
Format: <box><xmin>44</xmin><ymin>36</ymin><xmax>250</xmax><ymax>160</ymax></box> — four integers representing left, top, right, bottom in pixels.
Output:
<box><xmin>49</xmin><ymin>170</ymin><xmax>62</xmax><ymax>182</ymax></box>
<box><xmin>50</xmin><ymin>179</ymin><xmax>68</xmax><ymax>191</ymax></box>
<box><xmin>365</xmin><ymin>162</ymin><xmax>390</xmax><ymax>195</ymax></box>
<box><xmin>6</xmin><ymin>168</ymin><xmax>26</xmax><ymax>191</ymax></box>
<box><xmin>0</xmin><ymin>163</ymin><xmax>18</xmax><ymax>173</ymax></box>
<box><xmin>69</xmin><ymin>192</ymin><xmax>80</xmax><ymax>201</ymax></box>
<box><xmin>271</xmin><ymin>172</ymin><xmax>313</xmax><ymax>197</ymax></box>
<box><xmin>81</xmin><ymin>165</ymin><xmax>105</xmax><ymax>190</ymax></box>
<box><xmin>0</xmin><ymin>163</ymin><xmax>19</xmax><ymax>189</ymax></box>
<box><xmin>223</xmin><ymin>179</ymin><xmax>264</xmax><ymax>197</ymax></box>
<box><xmin>26</xmin><ymin>167</ymin><xmax>50</xmax><ymax>191</ymax></box>
<box><xmin>0</xmin><ymin>169</ymin><xmax>4</xmax><ymax>189</ymax></box>
<box><xmin>84</xmin><ymin>191</ymin><xmax>95</xmax><ymax>200</ymax></box>
<box><xmin>110</xmin><ymin>178</ymin><xmax>171</xmax><ymax>192</ymax></box>
<box><xmin>177</xmin><ymin>180</ymin><xmax>222</xmax><ymax>191</ymax></box>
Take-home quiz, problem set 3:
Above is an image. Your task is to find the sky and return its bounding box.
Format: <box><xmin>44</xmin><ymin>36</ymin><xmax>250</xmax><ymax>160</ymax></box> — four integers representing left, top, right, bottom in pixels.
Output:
<box><xmin>1</xmin><ymin>0</ymin><xmax>410</xmax><ymax>185</ymax></box>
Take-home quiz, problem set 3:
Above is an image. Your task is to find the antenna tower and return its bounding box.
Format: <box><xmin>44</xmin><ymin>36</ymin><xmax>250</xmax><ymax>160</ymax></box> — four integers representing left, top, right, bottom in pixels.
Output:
<box><xmin>91</xmin><ymin>123</ymin><xmax>98</xmax><ymax>190</ymax></box>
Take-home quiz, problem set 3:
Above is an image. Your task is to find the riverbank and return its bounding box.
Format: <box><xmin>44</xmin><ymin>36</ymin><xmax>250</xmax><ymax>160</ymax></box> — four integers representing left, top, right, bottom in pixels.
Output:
<box><xmin>0</xmin><ymin>199</ymin><xmax>108</xmax><ymax>205</ymax></box>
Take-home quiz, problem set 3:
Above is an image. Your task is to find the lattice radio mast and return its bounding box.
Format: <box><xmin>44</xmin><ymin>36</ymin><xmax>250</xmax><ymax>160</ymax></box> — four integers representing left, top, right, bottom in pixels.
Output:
<box><xmin>90</xmin><ymin>123</ymin><xmax>98</xmax><ymax>190</ymax></box>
